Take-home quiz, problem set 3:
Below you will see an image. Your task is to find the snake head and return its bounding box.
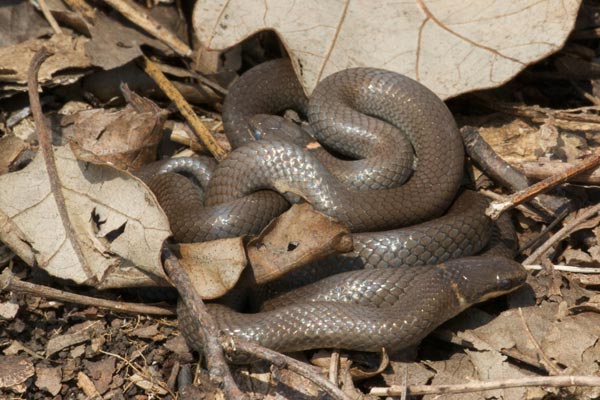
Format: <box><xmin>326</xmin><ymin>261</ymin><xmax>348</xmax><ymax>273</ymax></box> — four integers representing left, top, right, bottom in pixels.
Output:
<box><xmin>441</xmin><ymin>256</ymin><xmax>527</xmax><ymax>310</ymax></box>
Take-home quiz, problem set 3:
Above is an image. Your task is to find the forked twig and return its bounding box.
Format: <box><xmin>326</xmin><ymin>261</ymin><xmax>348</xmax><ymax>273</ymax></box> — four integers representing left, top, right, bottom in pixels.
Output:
<box><xmin>486</xmin><ymin>153</ymin><xmax>600</xmax><ymax>219</ymax></box>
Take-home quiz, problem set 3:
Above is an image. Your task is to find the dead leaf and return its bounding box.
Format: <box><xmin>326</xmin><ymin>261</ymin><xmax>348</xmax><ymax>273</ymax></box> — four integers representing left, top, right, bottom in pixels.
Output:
<box><xmin>0</xmin><ymin>135</ymin><xmax>29</xmax><ymax>175</ymax></box>
<box><xmin>0</xmin><ymin>146</ymin><xmax>170</xmax><ymax>288</ymax></box>
<box><xmin>423</xmin><ymin>351</ymin><xmax>535</xmax><ymax>400</ymax></box>
<box><xmin>193</xmin><ymin>0</ymin><xmax>581</xmax><ymax>98</ymax></box>
<box><xmin>453</xmin><ymin>302</ymin><xmax>600</xmax><ymax>389</ymax></box>
<box><xmin>562</xmin><ymin>248</ymin><xmax>594</xmax><ymax>265</ymax></box>
<box><xmin>61</xmin><ymin>91</ymin><xmax>167</xmax><ymax>171</ymax></box>
<box><xmin>0</xmin><ymin>34</ymin><xmax>92</xmax><ymax>98</ymax></box>
<box><xmin>247</xmin><ymin>204</ymin><xmax>352</xmax><ymax>284</ymax></box>
<box><xmin>178</xmin><ymin>237</ymin><xmax>247</xmax><ymax>299</ymax></box>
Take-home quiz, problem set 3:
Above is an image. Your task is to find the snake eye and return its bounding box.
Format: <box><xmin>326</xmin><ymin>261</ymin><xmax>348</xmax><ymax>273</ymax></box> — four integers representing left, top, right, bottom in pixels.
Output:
<box><xmin>499</xmin><ymin>278</ymin><xmax>513</xmax><ymax>291</ymax></box>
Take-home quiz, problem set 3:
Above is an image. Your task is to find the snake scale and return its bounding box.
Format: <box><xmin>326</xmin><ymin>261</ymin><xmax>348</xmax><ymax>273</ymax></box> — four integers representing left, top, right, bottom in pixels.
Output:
<box><xmin>144</xmin><ymin>59</ymin><xmax>527</xmax><ymax>352</ymax></box>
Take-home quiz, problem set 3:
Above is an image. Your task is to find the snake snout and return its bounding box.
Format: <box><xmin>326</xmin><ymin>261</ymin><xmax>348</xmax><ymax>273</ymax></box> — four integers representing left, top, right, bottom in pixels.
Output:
<box><xmin>442</xmin><ymin>256</ymin><xmax>527</xmax><ymax>306</ymax></box>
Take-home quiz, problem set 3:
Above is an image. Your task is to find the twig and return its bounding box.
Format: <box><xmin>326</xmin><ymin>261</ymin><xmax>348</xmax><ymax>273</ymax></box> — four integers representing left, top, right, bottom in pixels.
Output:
<box><xmin>524</xmin><ymin>264</ymin><xmax>600</xmax><ymax>273</ymax></box>
<box><xmin>329</xmin><ymin>349</ymin><xmax>340</xmax><ymax>385</ymax></box>
<box><xmin>486</xmin><ymin>153</ymin><xmax>600</xmax><ymax>219</ymax></box>
<box><xmin>518</xmin><ymin>308</ymin><xmax>562</xmax><ymax>375</ymax></box>
<box><xmin>523</xmin><ymin>203</ymin><xmax>600</xmax><ymax>264</ymax></box>
<box><xmin>479</xmin><ymin>189</ymin><xmax>543</xmax><ymax>221</ymax></box>
<box><xmin>101</xmin><ymin>0</ymin><xmax>192</xmax><ymax>57</ymax></box>
<box><xmin>369</xmin><ymin>375</ymin><xmax>600</xmax><ymax>396</ymax></box>
<box><xmin>101</xmin><ymin>350</ymin><xmax>176</xmax><ymax>397</ymax></box>
<box><xmin>0</xmin><ymin>267</ymin><xmax>174</xmax><ymax>316</ymax></box>
<box><xmin>570</xmin><ymin>79</ymin><xmax>600</xmax><ymax>106</ymax></box>
<box><xmin>223</xmin><ymin>339</ymin><xmax>354</xmax><ymax>400</ymax></box>
<box><xmin>37</xmin><ymin>0</ymin><xmax>63</xmax><ymax>34</ymax></box>
<box><xmin>475</xmin><ymin>93</ymin><xmax>600</xmax><ymax>125</ymax></box>
<box><xmin>517</xmin><ymin>207</ymin><xmax>570</xmax><ymax>254</ymax></box>
<box><xmin>162</xmin><ymin>248</ymin><xmax>245</xmax><ymax>399</ymax></box>
<box><xmin>140</xmin><ymin>57</ymin><xmax>227</xmax><ymax>162</ymax></box>
<box><xmin>461</xmin><ymin>126</ymin><xmax>569</xmax><ymax>217</ymax></box>
<box><xmin>519</xmin><ymin>160</ymin><xmax>600</xmax><ymax>185</ymax></box>
<box><xmin>28</xmin><ymin>48</ymin><xmax>97</xmax><ymax>282</ymax></box>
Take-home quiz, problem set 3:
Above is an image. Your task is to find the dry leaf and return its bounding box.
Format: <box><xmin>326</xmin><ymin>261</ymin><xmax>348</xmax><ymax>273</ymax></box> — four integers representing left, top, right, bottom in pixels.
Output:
<box><xmin>0</xmin><ymin>146</ymin><xmax>170</xmax><ymax>288</ymax></box>
<box><xmin>247</xmin><ymin>204</ymin><xmax>352</xmax><ymax>284</ymax></box>
<box><xmin>0</xmin><ymin>34</ymin><xmax>91</xmax><ymax>98</ymax></box>
<box><xmin>178</xmin><ymin>238</ymin><xmax>246</xmax><ymax>299</ymax></box>
<box><xmin>194</xmin><ymin>0</ymin><xmax>581</xmax><ymax>98</ymax></box>
<box><xmin>61</xmin><ymin>91</ymin><xmax>167</xmax><ymax>171</ymax></box>
<box><xmin>0</xmin><ymin>135</ymin><xmax>29</xmax><ymax>175</ymax></box>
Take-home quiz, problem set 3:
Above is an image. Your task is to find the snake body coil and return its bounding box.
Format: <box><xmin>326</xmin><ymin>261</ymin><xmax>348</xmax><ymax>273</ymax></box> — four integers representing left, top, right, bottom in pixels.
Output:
<box><xmin>146</xmin><ymin>60</ymin><xmax>526</xmax><ymax>352</ymax></box>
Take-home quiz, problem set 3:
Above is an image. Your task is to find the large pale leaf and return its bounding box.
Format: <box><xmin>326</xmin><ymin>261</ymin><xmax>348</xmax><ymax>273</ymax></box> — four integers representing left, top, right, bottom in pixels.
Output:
<box><xmin>0</xmin><ymin>146</ymin><xmax>170</xmax><ymax>288</ymax></box>
<box><xmin>193</xmin><ymin>0</ymin><xmax>581</xmax><ymax>98</ymax></box>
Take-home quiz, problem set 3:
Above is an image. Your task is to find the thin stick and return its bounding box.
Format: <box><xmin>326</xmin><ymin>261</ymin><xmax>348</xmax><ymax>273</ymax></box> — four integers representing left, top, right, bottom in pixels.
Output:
<box><xmin>101</xmin><ymin>0</ymin><xmax>192</xmax><ymax>57</ymax></box>
<box><xmin>517</xmin><ymin>207</ymin><xmax>569</xmax><ymax>254</ymax></box>
<box><xmin>369</xmin><ymin>375</ymin><xmax>600</xmax><ymax>396</ymax></box>
<box><xmin>519</xmin><ymin>160</ymin><xmax>600</xmax><ymax>184</ymax></box>
<box><xmin>523</xmin><ymin>203</ymin><xmax>600</xmax><ymax>264</ymax></box>
<box><xmin>223</xmin><ymin>339</ymin><xmax>353</xmax><ymax>400</ymax></box>
<box><xmin>0</xmin><ymin>267</ymin><xmax>174</xmax><ymax>316</ymax></box>
<box><xmin>524</xmin><ymin>264</ymin><xmax>600</xmax><ymax>273</ymax></box>
<box><xmin>162</xmin><ymin>249</ymin><xmax>246</xmax><ymax>399</ymax></box>
<box><xmin>487</xmin><ymin>153</ymin><xmax>600</xmax><ymax>219</ymax></box>
<box><xmin>28</xmin><ymin>48</ymin><xmax>97</xmax><ymax>282</ymax></box>
<box><xmin>518</xmin><ymin>308</ymin><xmax>562</xmax><ymax>375</ymax></box>
<box><xmin>38</xmin><ymin>0</ymin><xmax>63</xmax><ymax>34</ymax></box>
<box><xmin>140</xmin><ymin>57</ymin><xmax>227</xmax><ymax>162</ymax></box>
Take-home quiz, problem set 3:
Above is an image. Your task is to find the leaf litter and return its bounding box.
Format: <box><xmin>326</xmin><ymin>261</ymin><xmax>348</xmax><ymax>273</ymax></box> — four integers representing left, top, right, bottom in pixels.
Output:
<box><xmin>0</xmin><ymin>0</ymin><xmax>599</xmax><ymax>398</ymax></box>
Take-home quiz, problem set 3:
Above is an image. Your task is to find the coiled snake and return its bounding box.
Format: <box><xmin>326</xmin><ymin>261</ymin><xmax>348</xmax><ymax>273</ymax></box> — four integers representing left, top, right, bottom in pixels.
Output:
<box><xmin>145</xmin><ymin>59</ymin><xmax>526</xmax><ymax>352</ymax></box>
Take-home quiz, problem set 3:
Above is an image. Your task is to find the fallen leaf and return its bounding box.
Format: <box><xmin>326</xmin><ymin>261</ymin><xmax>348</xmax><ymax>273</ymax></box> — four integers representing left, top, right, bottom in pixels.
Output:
<box><xmin>193</xmin><ymin>0</ymin><xmax>581</xmax><ymax>98</ymax></box>
<box><xmin>178</xmin><ymin>237</ymin><xmax>246</xmax><ymax>299</ymax></box>
<box><xmin>0</xmin><ymin>135</ymin><xmax>29</xmax><ymax>175</ymax></box>
<box><xmin>0</xmin><ymin>34</ymin><xmax>91</xmax><ymax>98</ymax></box>
<box><xmin>61</xmin><ymin>90</ymin><xmax>167</xmax><ymax>171</ymax></box>
<box><xmin>247</xmin><ymin>204</ymin><xmax>352</xmax><ymax>284</ymax></box>
<box><xmin>0</xmin><ymin>145</ymin><xmax>171</xmax><ymax>288</ymax></box>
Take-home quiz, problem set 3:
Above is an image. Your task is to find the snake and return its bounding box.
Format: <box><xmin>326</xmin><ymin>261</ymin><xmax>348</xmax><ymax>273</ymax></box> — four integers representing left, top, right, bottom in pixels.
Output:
<box><xmin>143</xmin><ymin>59</ymin><xmax>527</xmax><ymax>352</ymax></box>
